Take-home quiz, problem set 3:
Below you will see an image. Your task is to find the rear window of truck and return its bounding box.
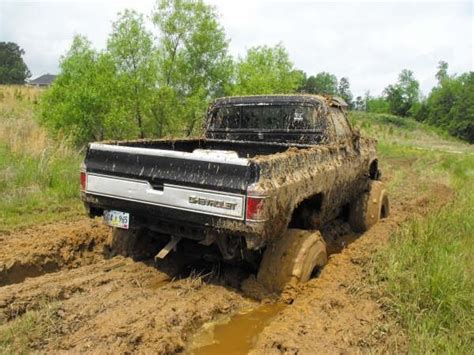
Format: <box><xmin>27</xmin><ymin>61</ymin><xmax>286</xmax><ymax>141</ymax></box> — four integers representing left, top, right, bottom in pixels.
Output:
<box><xmin>209</xmin><ymin>104</ymin><xmax>327</xmax><ymax>131</ymax></box>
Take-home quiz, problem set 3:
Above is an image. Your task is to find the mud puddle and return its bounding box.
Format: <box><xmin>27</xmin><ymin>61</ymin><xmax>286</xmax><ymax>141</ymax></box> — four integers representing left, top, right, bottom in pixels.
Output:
<box><xmin>188</xmin><ymin>302</ymin><xmax>286</xmax><ymax>355</ymax></box>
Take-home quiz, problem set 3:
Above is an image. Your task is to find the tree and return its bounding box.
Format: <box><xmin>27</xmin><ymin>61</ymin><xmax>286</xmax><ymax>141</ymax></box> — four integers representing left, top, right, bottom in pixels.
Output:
<box><xmin>312</xmin><ymin>72</ymin><xmax>338</xmax><ymax>95</ymax></box>
<box><xmin>232</xmin><ymin>43</ymin><xmax>304</xmax><ymax>95</ymax></box>
<box><xmin>435</xmin><ymin>60</ymin><xmax>449</xmax><ymax>84</ymax></box>
<box><xmin>424</xmin><ymin>71</ymin><xmax>474</xmax><ymax>142</ymax></box>
<box><xmin>338</xmin><ymin>77</ymin><xmax>353</xmax><ymax>108</ymax></box>
<box><xmin>354</xmin><ymin>96</ymin><xmax>365</xmax><ymax>111</ymax></box>
<box><xmin>383</xmin><ymin>69</ymin><xmax>420</xmax><ymax>116</ymax></box>
<box><xmin>153</xmin><ymin>0</ymin><xmax>233</xmax><ymax>134</ymax></box>
<box><xmin>40</xmin><ymin>35</ymin><xmax>119</xmax><ymax>145</ymax></box>
<box><xmin>107</xmin><ymin>10</ymin><xmax>158</xmax><ymax>138</ymax></box>
<box><xmin>366</xmin><ymin>97</ymin><xmax>390</xmax><ymax>113</ymax></box>
<box><xmin>41</xmin><ymin>0</ymin><xmax>236</xmax><ymax>143</ymax></box>
<box><xmin>300</xmin><ymin>75</ymin><xmax>317</xmax><ymax>93</ymax></box>
<box><xmin>0</xmin><ymin>42</ymin><xmax>31</xmax><ymax>84</ymax></box>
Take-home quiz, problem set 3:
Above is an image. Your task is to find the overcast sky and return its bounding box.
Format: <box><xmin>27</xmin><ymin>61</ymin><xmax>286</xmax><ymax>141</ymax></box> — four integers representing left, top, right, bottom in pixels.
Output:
<box><xmin>1</xmin><ymin>0</ymin><xmax>472</xmax><ymax>97</ymax></box>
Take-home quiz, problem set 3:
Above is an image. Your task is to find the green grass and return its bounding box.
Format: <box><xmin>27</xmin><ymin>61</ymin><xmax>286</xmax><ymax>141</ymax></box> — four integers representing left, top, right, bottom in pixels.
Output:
<box><xmin>354</xmin><ymin>111</ymin><xmax>474</xmax><ymax>352</ymax></box>
<box><xmin>372</xmin><ymin>147</ymin><xmax>474</xmax><ymax>353</ymax></box>
<box><xmin>0</xmin><ymin>145</ymin><xmax>83</xmax><ymax>230</ymax></box>
<box><xmin>349</xmin><ymin>111</ymin><xmax>471</xmax><ymax>155</ymax></box>
<box><xmin>0</xmin><ymin>300</ymin><xmax>61</xmax><ymax>354</ymax></box>
<box><xmin>0</xmin><ymin>86</ymin><xmax>83</xmax><ymax>231</ymax></box>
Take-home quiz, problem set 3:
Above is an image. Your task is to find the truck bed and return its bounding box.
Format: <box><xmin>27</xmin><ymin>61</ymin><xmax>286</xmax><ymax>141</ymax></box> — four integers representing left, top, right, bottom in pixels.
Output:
<box><xmin>84</xmin><ymin>139</ymin><xmax>308</xmax><ymax>197</ymax></box>
<box><xmin>112</xmin><ymin>138</ymin><xmax>307</xmax><ymax>158</ymax></box>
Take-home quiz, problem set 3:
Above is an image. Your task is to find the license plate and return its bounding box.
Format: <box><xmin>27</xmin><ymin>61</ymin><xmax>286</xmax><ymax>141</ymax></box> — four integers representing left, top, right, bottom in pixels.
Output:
<box><xmin>104</xmin><ymin>210</ymin><xmax>130</xmax><ymax>229</ymax></box>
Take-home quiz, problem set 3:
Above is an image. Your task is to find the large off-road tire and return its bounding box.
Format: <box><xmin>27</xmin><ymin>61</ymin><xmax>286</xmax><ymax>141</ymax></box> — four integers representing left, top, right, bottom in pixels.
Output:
<box><xmin>349</xmin><ymin>180</ymin><xmax>389</xmax><ymax>233</ymax></box>
<box><xmin>107</xmin><ymin>228</ymin><xmax>156</xmax><ymax>260</ymax></box>
<box><xmin>257</xmin><ymin>229</ymin><xmax>327</xmax><ymax>293</ymax></box>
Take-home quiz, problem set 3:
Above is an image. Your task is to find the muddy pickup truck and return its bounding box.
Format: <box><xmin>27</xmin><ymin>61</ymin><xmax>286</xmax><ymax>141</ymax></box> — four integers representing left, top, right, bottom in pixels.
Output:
<box><xmin>80</xmin><ymin>95</ymin><xmax>389</xmax><ymax>292</ymax></box>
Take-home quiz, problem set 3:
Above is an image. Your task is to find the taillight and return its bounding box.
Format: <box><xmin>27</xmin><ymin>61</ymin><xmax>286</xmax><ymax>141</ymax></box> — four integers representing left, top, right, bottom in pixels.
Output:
<box><xmin>80</xmin><ymin>170</ymin><xmax>87</xmax><ymax>191</ymax></box>
<box><xmin>246</xmin><ymin>195</ymin><xmax>266</xmax><ymax>221</ymax></box>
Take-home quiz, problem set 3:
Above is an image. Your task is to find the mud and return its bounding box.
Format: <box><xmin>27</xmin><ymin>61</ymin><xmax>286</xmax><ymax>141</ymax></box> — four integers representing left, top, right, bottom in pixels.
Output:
<box><xmin>0</xmin><ymin>156</ymin><xmax>454</xmax><ymax>354</ymax></box>
<box><xmin>0</xmin><ymin>247</ymin><xmax>255</xmax><ymax>352</ymax></box>
<box><xmin>0</xmin><ymin>219</ymin><xmax>109</xmax><ymax>286</ymax></box>
<box><xmin>249</xmin><ymin>160</ymin><xmax>454</xmax><ymax>354</ymax></box>
<box><xmin>242</xmin><ymin>134</ymin><xmax>377</xmax><ymax>249</ymax></box>
<box><xmin>188</xmin><ymin>303</ymin><xmax>286</xmax><ymax>354</ymax></box>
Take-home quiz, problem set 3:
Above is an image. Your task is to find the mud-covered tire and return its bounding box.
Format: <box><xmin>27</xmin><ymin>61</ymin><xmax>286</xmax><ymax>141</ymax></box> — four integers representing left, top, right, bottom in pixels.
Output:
<box><xmin>257</xmin><ymin>229</ymin><xmax>327</xmax><ymax>293</ymax></box>
<box><xmin>107</xmin><ymin>228</ymin><xmax>155</xmax><ymax>260</ymax></box>
<box><xmin>349</xmin><ymin>180</ymin><xmax>389</xmax><ymax>233</ymax></box>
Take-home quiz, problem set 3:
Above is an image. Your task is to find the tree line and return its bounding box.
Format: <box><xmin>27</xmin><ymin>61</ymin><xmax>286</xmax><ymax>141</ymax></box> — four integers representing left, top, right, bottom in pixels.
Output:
<box><xmin>38</xmin><ymin>0</ymin><xmax>304</xmax><ymax>145</ymax></box>
<box><xmin>357</xmin><ymin>62</ymin><xmax>473</xmax><ymax>143</ymax></box>
<box><xmin>39</xmin><ymin>0</ymin><xmax>361</xmax><ymax>145</ymax></box>
<box><xmin>1</xmin><ymin>0</ymin><xmax>472</xmax><ymax>144</ymax></box>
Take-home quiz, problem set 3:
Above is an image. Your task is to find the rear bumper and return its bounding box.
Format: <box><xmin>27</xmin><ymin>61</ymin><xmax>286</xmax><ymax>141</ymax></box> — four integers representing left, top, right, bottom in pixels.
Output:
<box><xmin>81</xmin><ymin>192</ymin><xmax>266</xmax><ymax>244</ymax></box>
<box><xmin>86</xmin><ymin>173</ymin><xmax>246</xmax><ymax>220</ymax></box>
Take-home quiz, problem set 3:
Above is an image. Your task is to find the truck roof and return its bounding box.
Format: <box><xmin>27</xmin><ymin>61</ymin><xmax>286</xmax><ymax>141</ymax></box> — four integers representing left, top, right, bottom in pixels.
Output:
<box><xmin>211</xmin><ymin>94</ymin><xmax>348</xmax><ymax>108</ymax></box>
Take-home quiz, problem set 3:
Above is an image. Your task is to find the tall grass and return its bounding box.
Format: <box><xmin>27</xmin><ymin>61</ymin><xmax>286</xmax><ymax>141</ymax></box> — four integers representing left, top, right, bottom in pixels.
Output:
<box><xmin>349</xmin><ymin>111</ymin><xmax>471</xmax><ymax>155</ymax></box>
<box><xmin>373</xmin><ymin>149</ymin><xmax>474</xmax><ymax>353</ymax></box>
<box><xmin>0</xmin><ymin>86</ymin><xmax>83</xmax><ymax>230</ymax></box>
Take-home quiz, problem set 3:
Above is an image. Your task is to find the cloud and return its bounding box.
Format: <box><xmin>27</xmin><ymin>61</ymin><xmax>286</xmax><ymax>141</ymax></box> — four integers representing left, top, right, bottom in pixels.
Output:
<box><xmin>1</xmin><ymin>0</ymin><xmax>472</xmax><ymax>96</ymax></box>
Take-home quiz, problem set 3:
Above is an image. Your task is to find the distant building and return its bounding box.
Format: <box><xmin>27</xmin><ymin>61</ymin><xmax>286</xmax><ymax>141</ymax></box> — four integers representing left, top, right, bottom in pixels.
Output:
<box><xmin>28</xmin><ymin>74</ymin><xmax>56</xmax><ymax>87</ymax></box>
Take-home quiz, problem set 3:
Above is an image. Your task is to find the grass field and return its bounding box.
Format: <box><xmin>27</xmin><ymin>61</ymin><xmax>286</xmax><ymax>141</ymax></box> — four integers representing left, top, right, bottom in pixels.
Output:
<box><xmin>1</xmin><ymin>86</ymin><xmax>472</xmax><ymax>352</ymax></box>
<box><xmin>350</xmin><ymin>112</ymin><xmax>473</xmax><ymax>353</ymax></box>
<box><xmin>372</xmin><ymin>145</ymin><xmax>473</xmax><ymax>353</ymax></box>
<box><xmin>0</xmin><ymin>86</ymin><xmax>83</xmax><ymax>231</ymax></box>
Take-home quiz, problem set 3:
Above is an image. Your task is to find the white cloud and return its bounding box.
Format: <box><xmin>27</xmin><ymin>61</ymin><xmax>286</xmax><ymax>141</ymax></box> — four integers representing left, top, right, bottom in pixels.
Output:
<box><xmin>0</xmin><ymin>0</ymin><xmax>472</xmax><ymax>96</ymax></box>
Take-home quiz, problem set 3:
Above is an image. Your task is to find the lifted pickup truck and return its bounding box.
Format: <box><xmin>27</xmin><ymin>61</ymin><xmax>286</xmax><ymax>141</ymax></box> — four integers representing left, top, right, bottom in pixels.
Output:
<box><xmin>81</xmin><ymin>95</ymin><xmax>389</xmax><ymax>292</ymax></box>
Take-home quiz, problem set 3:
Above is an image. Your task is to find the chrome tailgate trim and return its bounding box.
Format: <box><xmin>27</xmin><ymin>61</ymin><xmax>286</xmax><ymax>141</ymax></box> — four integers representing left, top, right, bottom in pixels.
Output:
<box><xmin>86</xmin><ymin>173</ymin><xmax>245</xmax><ymax>220</ymax></box>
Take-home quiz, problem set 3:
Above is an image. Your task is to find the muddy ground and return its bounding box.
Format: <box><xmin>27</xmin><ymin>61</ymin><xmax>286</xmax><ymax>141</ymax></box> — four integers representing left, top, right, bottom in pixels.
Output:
<box><xmin>0</xmin><ymin>156</ymin><xmax>453</xmax><ymax>354</ymax></box>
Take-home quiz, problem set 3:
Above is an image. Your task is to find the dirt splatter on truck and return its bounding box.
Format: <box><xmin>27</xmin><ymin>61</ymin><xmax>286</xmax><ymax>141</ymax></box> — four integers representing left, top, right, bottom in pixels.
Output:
<box><xmin>81</xmin><ymin>95</ymin><xmax>389</xmax><ymax>292</ymax></box>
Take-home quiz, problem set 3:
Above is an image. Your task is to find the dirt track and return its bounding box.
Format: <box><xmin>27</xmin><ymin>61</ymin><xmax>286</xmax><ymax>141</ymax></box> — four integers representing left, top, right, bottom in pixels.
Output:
<box><xmin>0</xmin><ymin>156</ymin><xmax>453</xmax><ymax>354</ymax></box>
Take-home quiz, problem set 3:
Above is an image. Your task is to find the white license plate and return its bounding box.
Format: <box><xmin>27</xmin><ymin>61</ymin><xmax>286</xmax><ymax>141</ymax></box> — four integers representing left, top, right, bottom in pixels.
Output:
<box><xmin>104</xmin><ymin>210</ymin><xmax>130</xmax><ymax>229</ymax></box>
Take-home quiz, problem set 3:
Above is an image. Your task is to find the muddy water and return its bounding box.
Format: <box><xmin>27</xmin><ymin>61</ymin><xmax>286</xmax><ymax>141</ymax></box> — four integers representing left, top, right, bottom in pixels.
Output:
<box><xmin>188</xmin><ymin>303</ymin><xmax>286</xmax><ymax>355</ymax></box>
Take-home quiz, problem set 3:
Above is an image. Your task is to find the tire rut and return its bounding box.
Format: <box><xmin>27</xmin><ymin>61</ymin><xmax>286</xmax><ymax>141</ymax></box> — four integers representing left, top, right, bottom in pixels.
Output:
<box><xmin>0</xmin><ymin>218</ymin><xmax>110</xmax><ymax>286</ymax></box>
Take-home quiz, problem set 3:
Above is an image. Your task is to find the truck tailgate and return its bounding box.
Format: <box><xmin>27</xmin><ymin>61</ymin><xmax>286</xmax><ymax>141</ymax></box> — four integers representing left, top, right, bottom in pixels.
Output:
<box><xmin>83</xmin><ymin>143</ymin><xmax>259</xmax><ymax>220</ymax></box>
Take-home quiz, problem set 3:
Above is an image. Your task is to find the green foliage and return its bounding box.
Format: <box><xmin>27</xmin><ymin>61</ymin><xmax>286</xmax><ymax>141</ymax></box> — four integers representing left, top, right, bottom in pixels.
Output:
<box><xmin>38</xmin><ymin>3</ymin><xmax>471</xmax><ymax>146</ymax></box>
<box><xmin>300</xmin><ymin>71</ymin><xmax>338</xmax><ymax>95</ymax></box>
<box><xmin>0</xmin><ymin>42</ymin><xmax>31</xmax><ymax>84</ymax></box>
<box><xmin>353</xmin><ymin>95</ymin><xmax>365</xmax><ymax>111</ymax></box>
<box><xmin>366</xmin><ymin>95</ymin><xmax>390</xmax><ymax>114</ymax></box>
<box><xmin>337</xmin><ymin>77</ymin><xmax>353</xmax><ymax>107</ymax></box>
<box><xmin>435</xmin><ymin>60</ymin><xmax>448</xmax><ymax>84</ymax></box>
<box><xmin>232</xmin><ymin>43</ymin><xmax>303</xmax><ymax>95</ymax></box>
<box><xmin>361</xmin><ymin>63</ymin><xmax>472</xmax><ymax>143</ymax></box>
<box><xmin>108</xmin><ymin>10</ymin><xmax>158</xmax><ymax>138</ymax></box>
<box><xmin>383</xmin><ymin>69</ymin><xmax>420</xmax><ymax>117</ymax></box>
<box><xmin>40</xmin><ymin>36</ymin><xmax>119</xmax><ymax>145</ymax></box>
<box><xmin>299</xmin><ymin>73</ymin><xmax>353</xmax><ymax>107</ymax></box>
<box><xmin>154</xmin><ymin>0</ymin><xmax>232</xmax><ymax>97</ymax></box>
<box><xmin>41</xmin><ymin>0</ymin><xmax>234</xmax><ymax>143</ymax></box>
<box><xmin>153</xmin><ymin>0</ymin><xmax>233</xmax><ymax>134</ymax></box>
<box><xmin>420</xmin><ymin>70</ymin><xmax>474</xmax><ymax>143</ymax></box>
